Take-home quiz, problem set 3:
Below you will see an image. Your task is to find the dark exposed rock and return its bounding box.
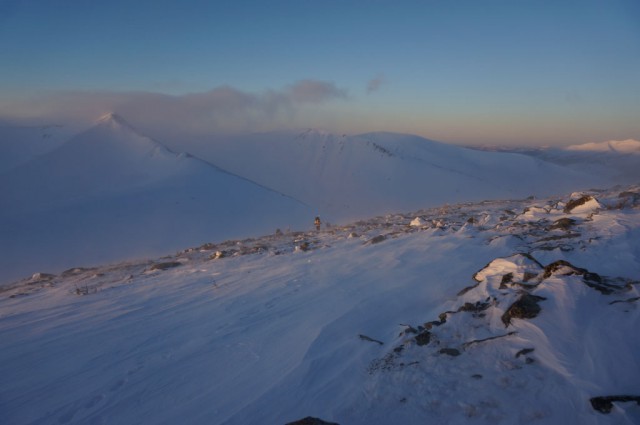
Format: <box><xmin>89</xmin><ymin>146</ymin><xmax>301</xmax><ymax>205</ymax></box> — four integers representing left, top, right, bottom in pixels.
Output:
<box><xmin>457</xmin><ymin>282</ymin><xmax>480</xmax><ymax>296</ymax></box>
<box><xmin>537</xmin><ymin>233</ymin><xmax>581</xmax><ymax>242</ymax></box>
<box><xmin>471</xmin><ymin>374</ymin><xmax>483</xmax><ymax>379</ymax></box>
<box><xmin>210</xmin><ymin>250</ymin><xmax>227</xmax><ymax>260</ymax></box>
<box><xmin>610</xmin><ymin>296</ymin><xmax>640</xmax><ymax>305</ymax></box>
<box><xmin>500</xmin><ymin>272</ymin><xmax>514</xmax><ymax>289</ymax></box>
<box><xmin>398</xmin><ymin>324</ymin><xmax>418</xmax><ymax>336</ymax></box>
<box><xmin>285</xmin><ymin>417</ymin><xmax>340</xmax><ymax>425</ymax></box>
<box><xmin>367</xmin><ymin>235</ymin><xmax>387</xmax><ymax>245</ymax></box>
<box><xmin>414</xmin><ymin>330</ymin><xmax>432</xmax><ymax>346</ymax></box>
<box><xmin>542</xmin><ymin>260</ymin><xmax>630</xmax><ymax>294</ymax></box>
<box><xmin>502</xmin><ymin>294</ymin><xmax>546</xmax><ymax>326</ymax></box>
<box><xmin>542</xmin><ymin>260</ymin><xmax>587</xmax><ymax>279</ymax></box>
<box><xmin>149</xmin><ymin>262</ymin><xmax>182</xmax><ymax>271</ymax></box>
<box><xmin>458</xmin><ymin>300</ymin><xmax>492</xmax><ymax>313</ymax></box>
<box><xmin>590</xmin><ymin>395</ymin><xmax>640</xmax><ymax>414</ymax></box>
<box><xmin>564</xmin><ymin>195</ymin><xmax>596</xmax><ymax>213</ymax></box>
<box><xmin>548</xmin><ymin>217</ymin><xmax>577</xmax><ymax>231</ymax></box>
<box><xmin>30</xmin><ymin>272</ymin><xmax>55</xmax><ymax>281</ymax></box>
<box><xmin>359</xmin><ymin>334</ymin><xmax>384</xmax><ymax>345</ymax></box>
<box><xmin>462</xmin><ymin>332</ymin><xmax>517</xmax><ymax>348</ymax></box>
<box><xmin>198</xmin><ymin>242</ymin><xmax>217</xmax><ymax>251</ymax></box>
<box><xmin>515</xmin><ymin>348</ymin><xmax>535</xmax><ymax>358</ymax></box>
<box><xmin>298</xmin><ymin>242</ymin><xmax>310</xmax><ymax>251</ymax></box>
<box><xmin>61</xmin><ymin>267</ymin><xmax>93</xmax><ymax>277</ymax></box>
<box><xmin>439</xmin><ymin>348</ymin><xmax>461</xmax><ymax>356</ymax></box>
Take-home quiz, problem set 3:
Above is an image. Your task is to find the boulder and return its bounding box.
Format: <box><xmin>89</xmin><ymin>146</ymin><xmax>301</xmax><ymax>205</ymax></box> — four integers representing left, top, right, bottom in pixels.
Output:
<box><xmin>502</xmin><ymin>294</ymin><xmax>546</xmax><ymax>326</ymax></box>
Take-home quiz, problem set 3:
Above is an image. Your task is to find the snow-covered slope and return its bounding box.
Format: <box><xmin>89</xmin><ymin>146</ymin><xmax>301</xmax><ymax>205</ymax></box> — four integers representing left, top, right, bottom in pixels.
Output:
<box><xmin>180</xmin><ymin>130</ymin><xmax>606</xmax><ymax>222</ymax></box>
<box><xmin>0</xmin><ymin>122</ymin><xmax>68</xmax><ymax>173</ymax></box>
<box><xmin>1</xmin><ymin>185</ymin><xmax>638</xmax><ymax>424</ymax></box>
<box><xmin>0</xmin><ymin>114</ymin><xmax>311</xmax><ymax>284</ymax></box>
<box><xmin>473</xmin><ymin>139</ymin><xmax>640</xmax><ymax>184</ymax></box>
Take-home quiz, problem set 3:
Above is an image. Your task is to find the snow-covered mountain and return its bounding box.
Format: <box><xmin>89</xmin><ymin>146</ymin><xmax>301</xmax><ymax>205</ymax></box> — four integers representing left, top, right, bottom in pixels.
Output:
<box><xmin>1</xmin><ymin>185</ymin><xmax>638</xmax><ymax>424</ymax></box>
<box><xmin>180</xmin><ymin>129</ymin><xmax>606</xmax><ymax>222</ymax></box>
<box><xmin>0</xmin><ymin>114</ymin><xmax>311</xmax><ymax>284</ymax></box>
<box><xmin>565</xmin><ymin>139</ymin><xmax>640</xmax><ymax>154</ymax></box>
<box><xmin>471</xmin><ymin>139</ymin><xmax>640</xmax><ymax>184</ymax></box>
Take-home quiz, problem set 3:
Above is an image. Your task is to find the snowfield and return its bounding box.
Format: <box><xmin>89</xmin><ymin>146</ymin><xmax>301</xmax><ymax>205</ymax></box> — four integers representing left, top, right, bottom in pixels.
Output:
<box><xmin>1</xmin><ymin>186</ymin><xmax>639</xmax><ymax>425</ymax></box>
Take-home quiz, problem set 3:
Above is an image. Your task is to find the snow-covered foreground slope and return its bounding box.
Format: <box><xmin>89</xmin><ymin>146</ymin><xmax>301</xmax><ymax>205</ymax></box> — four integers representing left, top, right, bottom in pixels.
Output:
<box><xmin>1</xmin><ymin>186</ymin><xmax>639</xmax><ymax>425</ymax></box>
<box><xmin>179</xmin><ymin>130</ymin><xmax>606</xmax><ymax>222</ymax></box>
<box><xmin>0</xmin><ymin>114</ymin><xmax>311</xmax><ymax>284</ymax></box>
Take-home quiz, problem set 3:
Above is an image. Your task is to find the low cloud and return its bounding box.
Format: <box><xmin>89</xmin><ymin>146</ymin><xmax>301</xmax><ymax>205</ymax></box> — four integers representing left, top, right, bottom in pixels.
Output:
<box><xmin>366</xmin><ymin>75</ymin><xmax>387</xmax><ymax>94</ymax></box>
<box><xmin>287</xmin><ymin>80</ymin><xmax>348</xmax><ymax>103</ymax></box>
<box><xmin>0</xmin><ymin>80</ymin><xmax>348</xmax><ymax>137</ymax></box>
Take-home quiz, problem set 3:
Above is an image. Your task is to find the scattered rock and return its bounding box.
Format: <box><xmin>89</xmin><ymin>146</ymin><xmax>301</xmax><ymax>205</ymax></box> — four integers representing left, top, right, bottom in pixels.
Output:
<box><xmin>366</xmin><ymin>235</ymin><xmax>387</xmax><ymax>245</ymax></box>
<box><xmin>548</xmin><ymin>217</ymin><xmax>577</xmax><ymax>231</ymax></box>
<box><xmin>285</xmin><ymin>417</ymin><xmax>339</xmax><ymax>425</ymax></box>
<box><xmin>609</xmin><ymin>296</ymin><xmax>640</xmax><ymax>305</ymax></box>
<box><xmin>462</xmin><ymin>332</ymin><xmax>517</xmax><ymax>348</ymax></box>
<box><xmin>541</xmin><ymin>260</ymin><xmax>630</xmax><ymax>294</ymax></box>
<box><xmin>30</xmin><ymin>272</ymin><xmax>55</xmax><ymax>281</ymax></box>
<box><xmin>359</xmin><ymin>334</ymin><xmax>384</xmax><ymax>345</ymax></box>
<box><xmin>198</xmin><ymin>242</ymin><xmax>217</xmax><ymax>251</ymax></box>
<box><xmin>500</xmin><ymin>272</ymin><xmax>514</xmax><ymax>288</ymax></box>
<box><xmin>564</xmin><ymin>195</ymin><xmax>599</xmax><ymax>213</ymax></box>
<box><xmin>149</xmin><ymin>261</ymin><xmax>182</xmax><ymax>271</ymax></box>
<box><xmin>590</xmin><ymin>395</ymin><xmax>640</xmax><ymax>414</ymax></box>
<box><xmin>211</xmin><ymin>250</ymin><xmax>226</xmax><ymax>260</ymax></box>
<box><xmin>61</xmin><ymin>267</ymin><xmax>92</xmax><ymax>277</ymax></box>
<box><xmin>502</xmin><ymin>294</ymin><xmax>546</xmax><ymax>326</ymax></box>
<box><xmin>457</xmin><ymin>300</ymin><xmax>491</xmax><ymax>313</ymax></box>
<box><xmin>515</xmin><ymin>348</ymin><xmax>535</xmax><ymax>358</ymax></box>
<box><xmin>414</xmin><ymin>330</ymin><xmax>432</xmax><ymax>346</ymax></box>
<box><xmin>410</xmin><ymin>217</ymin><xmax>425</xmax><ymax>227</ymax></box>
<box><xmin>398</xmin><ymin>324</ymin><xmax>418</xmax><ymax>336</ymax></box>
<box><xmin>439</xmin><ymin>348</ymin><xmax>461</xmax><ymax>356</ymax></box>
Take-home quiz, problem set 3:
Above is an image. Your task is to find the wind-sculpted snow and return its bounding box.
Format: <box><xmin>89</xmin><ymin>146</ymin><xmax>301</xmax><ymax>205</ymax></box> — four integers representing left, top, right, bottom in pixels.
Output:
<box><xmin>1</xmin><ymin>185</ymin><xmax>639</xmax><ymax>424</ymax></box>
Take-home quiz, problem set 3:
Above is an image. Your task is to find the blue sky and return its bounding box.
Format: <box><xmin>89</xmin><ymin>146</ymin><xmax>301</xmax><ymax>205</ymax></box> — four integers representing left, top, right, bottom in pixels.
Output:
<box><xmin>1</xmin><ymin>0</ymin><xmax>639</xmax><ymax>145</ymax></box>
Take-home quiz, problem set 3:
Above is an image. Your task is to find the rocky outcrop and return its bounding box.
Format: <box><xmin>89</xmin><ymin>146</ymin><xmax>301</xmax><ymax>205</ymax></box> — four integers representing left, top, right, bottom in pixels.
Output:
<box><xmin>502</xmin><ymin>294</ymin><xmax>546</xmax><ymax>326</ymax></box>
<box><xmin>285</xmin><ymin>417</ymin><xmax>340</xmax><ymax>425</ymax></box>
<box><xmin>590</xmin><ymin>395</ymin><xmax>640</xmax><ymax>414</ymax></box>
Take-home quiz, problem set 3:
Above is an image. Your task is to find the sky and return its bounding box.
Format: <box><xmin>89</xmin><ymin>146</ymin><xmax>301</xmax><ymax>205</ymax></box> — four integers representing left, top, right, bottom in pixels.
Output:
<box><xmin>0</xmin><ymin>0</ymin><xmax>639</xmax><ymax>146</ymax></box>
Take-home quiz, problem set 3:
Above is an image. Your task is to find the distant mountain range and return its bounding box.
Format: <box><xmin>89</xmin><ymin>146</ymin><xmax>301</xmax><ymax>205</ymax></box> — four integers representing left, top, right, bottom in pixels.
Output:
<box><xmin>0</xmin><ymin>115</ymin><xmax>634</xmax><ymax>283</ymax></box>
<box><xmin>179</xmin><ymin>129</ymin><xmax>606</xmax><ymax>222</ymax></box>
